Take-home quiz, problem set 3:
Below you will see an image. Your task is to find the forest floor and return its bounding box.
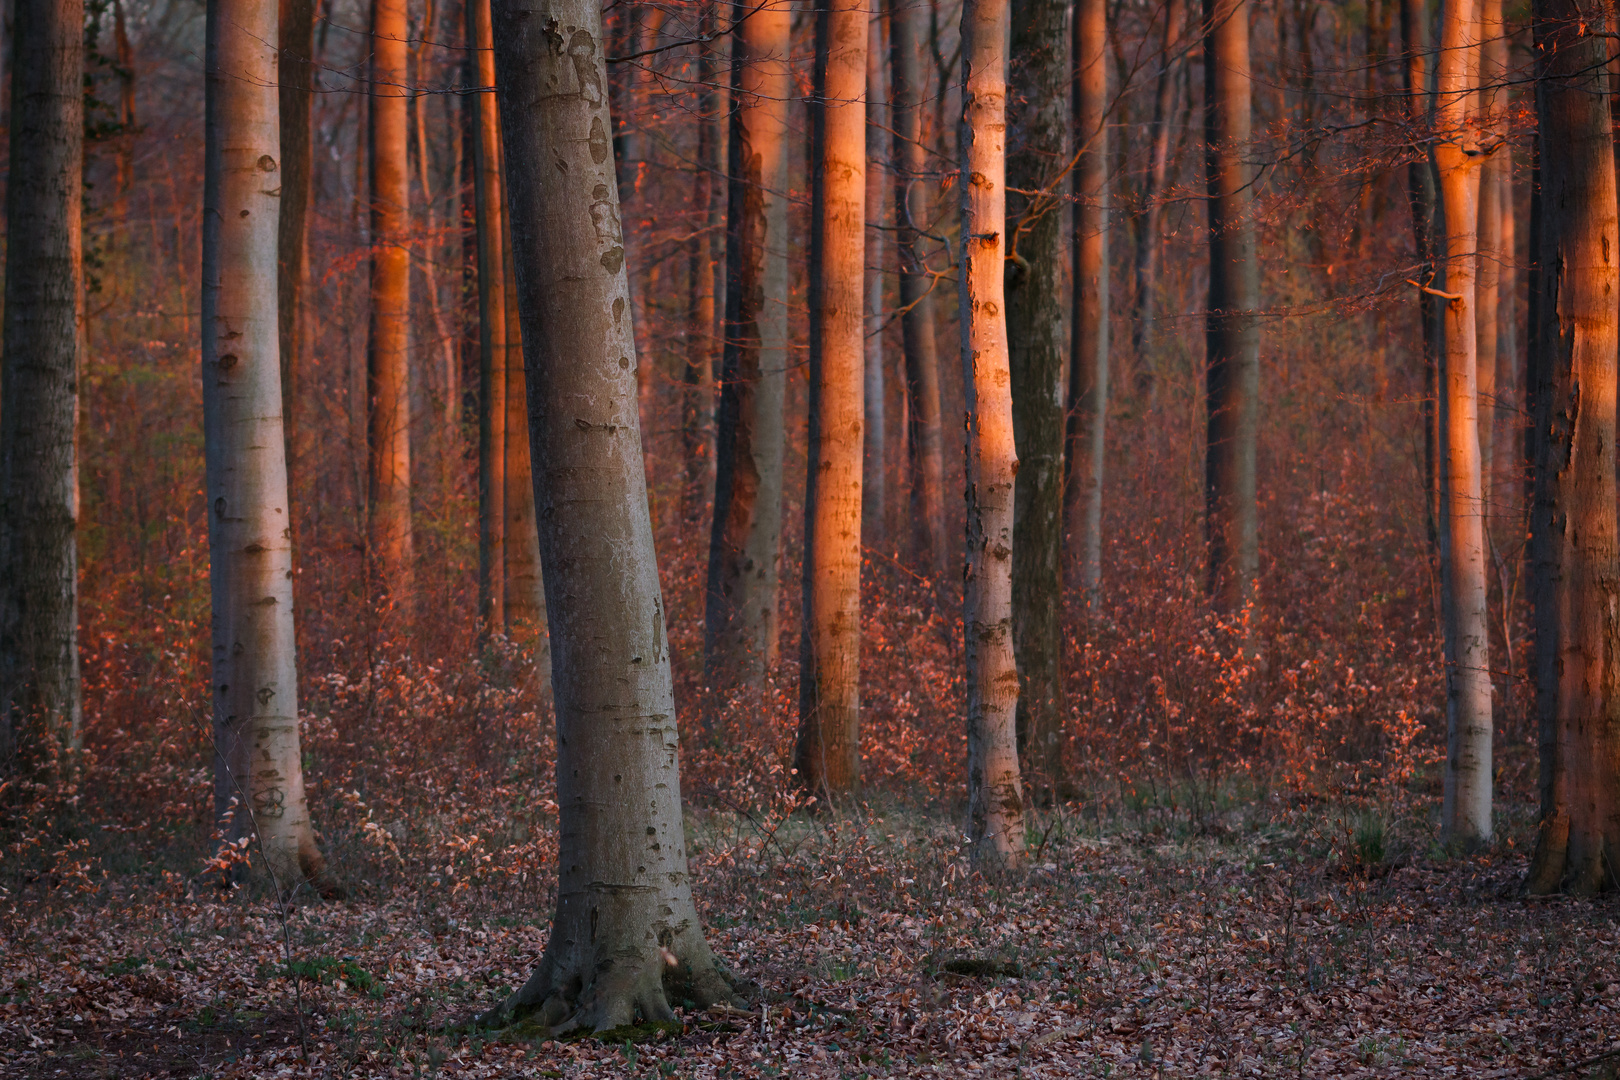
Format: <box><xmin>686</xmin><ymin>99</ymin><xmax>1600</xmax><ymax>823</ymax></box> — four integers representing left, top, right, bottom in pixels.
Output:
<box><xmin>1</xmin><ymin>799</ymin><xmax>1616</xmax><ymax>1079</ymax></box>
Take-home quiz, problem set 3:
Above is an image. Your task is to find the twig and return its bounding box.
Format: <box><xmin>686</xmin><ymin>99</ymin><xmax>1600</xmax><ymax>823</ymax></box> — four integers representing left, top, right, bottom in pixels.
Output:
<box><xmin>1405</xmin><ymin>278</ymin><xmax>1463</xmax><ymax>302</ymax></box>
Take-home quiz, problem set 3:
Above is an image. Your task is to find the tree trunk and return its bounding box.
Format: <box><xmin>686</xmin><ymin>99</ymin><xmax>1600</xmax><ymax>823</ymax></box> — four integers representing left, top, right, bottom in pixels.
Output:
<box><xmin>1475</xmin><ymin>0</ymin><xmax>1504</xmax><ymax>494</ymax></box>
<box><xmin>1131</xmin><ymin>0</ymin><xmax>1185</xmax><ymax>396</ymax></box>
<box><xmin>1065</xmin><ymin>0</ymin><xmax>1109</xmax><ymax>601</ymax></box>
<box><xmin>1006</xmin><ymin>0</ymin><xmax>1068</xmax><ymax>790</ymax></box>
<box><xmin>1526</xmin><ymin>0</ymin><xmax>1620</xmax><ymax>894</ymax></box>
<box><xmin>278</xmin><ymin>0</ymin><xmax>316</xmax><ymax>493</ymax></box>
<box><xmin>863</xmin><ymin>15</ymin><xmax>888</xmax><ymax>552</ymax></box>
<box><xmin>484</xmin><ymin>0</ymin><xmax>740</xmax><ymax>1027</ymax></box>
<box><xmin>704</xmin><ymin>0</ymin><xmax>792</xmax><ymax>695</ymax></box>
<box><xmin>368</xmin><ymin>0</ymin><xmax>414</xmax><ymax>601</ymax></box>
<box><xmin>1487</xmin><ymin>6</ymin><xmax>1516</xmax><ymax>525</ymax></box>
<box><xmin>795</xmin><ymin>0</ymin><xmax>867</xmax><ymax>801</ymax></box>
<box><xmin>1201</xmin><ymin>0</ymin><xmax>1259</xmax><ymax>610</ymax></box>
<box><xmin>889</xmin><ymin>0</ymin><xmax>949</xmax><ymax>583</ymax></box>
<box><xmin>0</xmin><ymin>0</ymin><xmax>83</xmax><ymax>776</ymax></box>
<box><xmin>467</xmin><ymin>0</ymin><xmax>506</xmax><ymax>635</ymax></box>
<box><xmin>683</xmin><ymin>2</ymin><xmax>725</xmax><ymax>523</ymax></box>
<box><xmin>1402</xmin><ymin>0</ymin><xmax>1441</xmax><ymax>551</ymax></box>
<box><xmin>959</xmin><ymin>0</ymin><xmax>1025</xmax><ymax>867</ymax></box>
<box><xmin>202</xmin><ymin>0</ymin><xmax>329</xmax><ymax>892</ymax></box>
<box><xmin>1433</xmin><ymin>0</ymin><xmax>1492</xmax><ymax>848</ymax></box>
<box><xmin>502</xmin><ymin>163</ymin><xmax>545</xmax><ymax>641</ymax></box>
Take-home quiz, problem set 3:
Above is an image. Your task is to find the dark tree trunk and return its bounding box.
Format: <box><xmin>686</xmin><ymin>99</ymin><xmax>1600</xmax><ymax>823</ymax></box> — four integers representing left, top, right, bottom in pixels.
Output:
<box><xmin>705</xmin><ymin>0</ymin><xmax>793</xmax><ymax>697</ymax></box>
<box><xmin>1527</xmin><ymin>0</ymin><xmax>1620</xmax><ymax>895</ymax></box>
<box><xmin>889</xmin><ymin>0</ymin><xmax>949</xmax><ymax>584</ymax></box>
<box><xmin>277</xmin><ymin>0</ymin><xmax>316</xmax><ymax>493</ymax></box>
<box><xmin>1005</xmin><ymin>0</ymin><xmax>1068</xmax><ymax>790</ymax></box>
<box><xmin>0</xmin><ymin>0</ymin><xmax>83</xmax><ymax>776</ymax></box>
<box><xmin>1202</xmin><ymin>0</ymin><xmax>1260</xmax><ymax>610</ymax></box>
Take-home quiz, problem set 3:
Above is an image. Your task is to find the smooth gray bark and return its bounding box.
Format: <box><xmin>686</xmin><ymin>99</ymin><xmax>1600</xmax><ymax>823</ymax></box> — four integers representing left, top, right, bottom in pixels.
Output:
<box><xmin>486</xmin><ymin>0</ymin><xmax>739</xmax><ymax>1029</ymax></box>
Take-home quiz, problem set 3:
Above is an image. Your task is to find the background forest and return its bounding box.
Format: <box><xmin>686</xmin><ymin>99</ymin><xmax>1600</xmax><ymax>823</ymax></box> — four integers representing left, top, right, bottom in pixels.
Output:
<box><xmin>0</xmin><ymin>0</ymin><xmax>1616</xmax><ymax>1074</ymax></box>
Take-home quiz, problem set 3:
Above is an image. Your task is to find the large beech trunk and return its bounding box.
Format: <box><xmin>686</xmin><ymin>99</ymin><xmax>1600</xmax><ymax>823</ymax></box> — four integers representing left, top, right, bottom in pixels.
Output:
<box><xmin>1064</xmin><ymin>0</ymin><xmax>1108</xmax><ymax>600</ymax></box>
<box><xmin>795</xmin><ymin>0</ymin><xmax>867</xmax><ymax>800</ymax></box>
<box><xmin>1202</xmin><ymin>0</ymin><xmax>1259</xmax><ymax>610</ymax></box>
<box><xmin>1527</xmin><ymin>0</ymin><xmax>1620</xmax><ymax>894</ymax></box>
<box><xmin>467</xmin><ymin>0</ymin><xmax>506</xmax><ymax>634</ymax></box>
<box><xmin>202</xmin><ymin>0</ymin><xmax>328</xmax><ymax>892</ymax></box>
<box><xmin>704</xmin><ymin>0</ymin><xmax>792</xmax><ymax>694</ymax></box>
<box><xmin>0</xmin><ymin>0</ymin><xmax>83</xmax><ymax>774</ymax></box>
<box><xmin>368</xmin><ymin>0</ymin><xmax>414</xmax><ymax>599</ymax></box>
<box><xmin>485</xmin><ymin>0</ymin><xmax>739</xmax><ymax>1029</ymax></box>
<box><xmin>277</xmin><ymin>0</ymin><xmax>316</xmax><ymax>490</ymax></box>
<box><xmin>889</xmin><ymin>0</ymin><xmax>949</xmax><ymax>583</ymax></box>
<box><xmin>1433</xmin><ymin>0</ymin><xmax>1492</xmax><ymax>847</ymax></box>
<box><xmin>959</xmin><ymin>0</ymin><xmax>1025</xmax><ymax>866</ymax></box>
<box><xmin>1006</xmin><ymin>0</ymin><xmax>1069</xmax><ymax>790</ymax></box>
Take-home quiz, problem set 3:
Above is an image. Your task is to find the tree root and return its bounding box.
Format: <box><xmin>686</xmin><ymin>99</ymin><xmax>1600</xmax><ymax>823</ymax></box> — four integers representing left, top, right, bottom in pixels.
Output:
<box><xmin>476</xmin><ymin>942</ymin><xmax>744</xmax><ymax>1039</ymax></box>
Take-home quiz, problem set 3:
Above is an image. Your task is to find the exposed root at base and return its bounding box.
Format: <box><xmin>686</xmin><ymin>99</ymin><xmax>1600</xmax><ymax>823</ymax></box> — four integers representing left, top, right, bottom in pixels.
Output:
<box><xmin>474</xmin><ymin>951</ymin><xmax>745</xmax><ymax>1040</ymax></box>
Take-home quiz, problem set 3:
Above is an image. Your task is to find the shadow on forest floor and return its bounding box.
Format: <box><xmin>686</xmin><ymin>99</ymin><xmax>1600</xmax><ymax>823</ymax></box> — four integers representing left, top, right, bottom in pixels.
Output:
<box><xmin>3</xmin><ymin>799</ymin><xmax>1618</xmax><ymax>1078</ymax></box>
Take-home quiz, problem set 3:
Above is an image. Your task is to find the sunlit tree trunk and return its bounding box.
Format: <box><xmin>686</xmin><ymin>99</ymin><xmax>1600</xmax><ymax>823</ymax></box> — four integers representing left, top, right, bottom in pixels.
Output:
<box><xmin>863</xmin><ymin>16</ymin><xmax>888</xmax><ymax>551</ymax></box>
<box><xmin>1486</xmin><ymin>4</ymin><xmax>1516</xmax><ymax>523</ymax></box>
<box><xmin>1202</xmin><ymin>0</ymin><xmax>1259</xmax><ymax>610</ymax></box>
<box><xmin>0</xmin><ymin>0</ymin><xmax>83</xmax><ymax>775</ymax></box>
<box><xmin>467</xmin><ymin>0</ymin><xmax>506</xmax><ymax>634</ymax></box>
<box><xmin>278</xmin><ymin>0</ymin><xmax>316</xmax><ymax>492</ymax></box>
<box><xmin>705</xmin><ymin>0</ymin><xmax>793</xmax><ymax>694</ymax></box>
<box><xmin>1006</xmin><ymin>0</ymin><xmax>1068</xmax><ymax>790</ymax></box>
<box><xmin>484</xmin><ymin>0</ymin><xmax>740</xmax><ymax>1026</ymax></box>
<box><xmin>1064</xmin><ymin>0</ymin><xmax>1108</xmax><ymax>601</ymax></box>
<box><xmin>368</xmin><ymin>0</ymin><xmax>414</xmax><ymax>600</ymax></box>
<box><xmin>889</xmin><ymin>0</ymin><xmax>948</xmax><ymax>583</ymax></box>
<box><xmin>1131</xmin><ymin>0</ymin><xmax>1185</xmax><ymax>397</ymax></box>
<box><xmin>960</xmin><ymin>0</ymin><xmax>1025</xmax><ymax>867</ymax></box>
<box><xmin>1433</xmin><ymin>0</ymin><xmax>1492</xmax><ymax>847</ymax></box>
<box><xmin>1526</xmin><ymin>0</ymin><xmax>1620</xmax><ymax>894</ymax></box>
<box><xmin>795</xmin><ymin>0</ymin><xmax>867</xmax><ymax>801</ymax></box>
<box><xmin>202</xmin><ymin>0</ymin><xmax>329</xmax><ymax>892</ymax></box>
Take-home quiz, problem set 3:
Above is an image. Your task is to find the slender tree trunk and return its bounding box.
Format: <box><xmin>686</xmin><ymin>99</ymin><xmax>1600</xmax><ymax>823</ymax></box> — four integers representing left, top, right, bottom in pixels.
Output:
<box><xmin>501</xmin><ymin>159</ymin><xmax>544</xmax><ymax>640</ymax></box>
<box><xmin>864</xmin><ymin>16</ymin><xmax>888</xmax><ymax>552</ymax></box>
<box><xmin>1433</xmin><ymin>0</ymin><xmax>1492</xmax><ymax>847</ymax></box>
<box><xmin>203</xmin><ymin>0</ymin><xmax>329</xmax><ymax>892</ymax></box>
<box><xmin>704</xmin><ymin>0</ymin><xmax>792</xmax><ymax>694</ymax></box>
<box><xmin>795</xmin><ymin>0</ymin><xmax>867</xmax><ymax>801</ymax></box>
<box><xmin>683</xmin><ymin>2</ymin><xmax>724</xmax><ymax>523</ymax></box>
<box><xmin>0</xmin><ymin>0</ymin><xmax>83</xmax><ymax>775</ymax></box>
<box><xmin>467</xmin><ymin>0</ymin><xmax>506</xmax><ymax>635</ymax></box>
<box><xmin>484</xmin><ymin>0</ymin><xmax>741</xmax><ymax>1026</ymax></box>
<box><xmin>1475</xmin><ymin>0</ymin><xmax>1505</xmax><ymax>494</ymax></box>
<box><xmin>1402</xmin><ymin>0</ymin><xmax>1441</xmax><ymax>551</ymax></box>
<box><xmin>1487</xmin><ymin>6</ymin><xmax>1516</xmax><ymax>525</ymax></box>
<box><xmin>960</xmin><ymin>0</ymin><xmax>1025</xmax><ymax>867</ymax></box>
<box><xmin>889</xmin><ymin>0</ymin><xmax>949</xmax><ymax>583</ymax></box>
<box><xmin>368</xmin><ymin>0</ymin><xmax>414</xmax><ymax>600</ymax></box>
<box><xmin>1526</xmin><ymin>0</ymin><xmax>1620</xmax><ymax>894</ymax></box>
<box><xmin>278</xmin><ymin>0</ymin><xmax>315</xmax><ymax>493</ymax></box>
<box><xmin>1131</xmin><ymin>0</ymin><xmax>1185</xmax><ymax>396</ymax></box>
<box><xmin>1065</xmin><ymin>0</ymin><xmax>1109</xmax><ymax>600</ymax></box>
<box><xmin>111</xmin><ymin>0</ymin><xmax>134</xmax><ymax>223</ymax></box>
<box><xmin>1006</xmin><ymin>0</ymin><xmax>1068</xmax><ymax>789</ymax></box>
<box><xmin>1202</xmin><ymin>0</ymin><xmax>1259</xmax><ymax>610</ymax></box>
